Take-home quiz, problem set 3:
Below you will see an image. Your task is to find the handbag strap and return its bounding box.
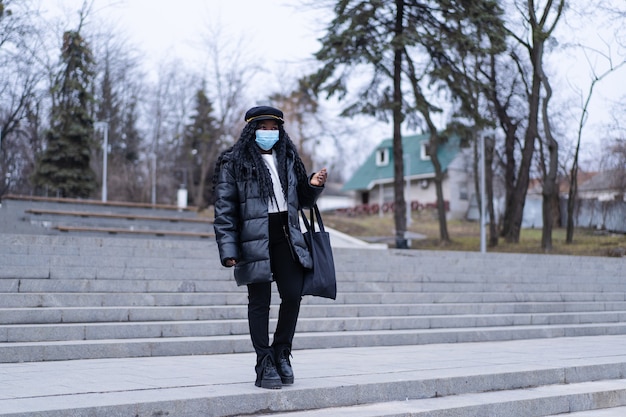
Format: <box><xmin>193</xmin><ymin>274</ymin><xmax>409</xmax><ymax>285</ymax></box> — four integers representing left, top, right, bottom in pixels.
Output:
<box><xmin>312</xmin><ymin>204</ymin><xmax>325</xmax><ymax>232</ymax></box>
<box><xmin>300</xmin><ymin>204</ymin><xmax>325</xmax><ymax>233</ymax></box>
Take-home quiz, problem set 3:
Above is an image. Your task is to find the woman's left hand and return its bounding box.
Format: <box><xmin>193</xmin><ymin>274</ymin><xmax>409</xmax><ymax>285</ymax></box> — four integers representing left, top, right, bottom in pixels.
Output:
<box><xmin>310</xmin><ymin>168</ymin><xmax>328</xmax><ymax>187</ymax></box>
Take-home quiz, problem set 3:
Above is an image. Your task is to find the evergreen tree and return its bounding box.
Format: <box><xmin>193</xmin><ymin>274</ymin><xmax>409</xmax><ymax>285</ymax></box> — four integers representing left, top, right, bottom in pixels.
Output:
<box><xmin>122</xmin><ymin>98</ymin><xmax>141</xmax><ymax>163</ymax></box>
<box><xmin>309</xmin><ymin>0</ymin><xmax>505</xmax><ymax>246</ymax></box>
<box><xmin>181</xmin><ymin>88</ymin><xmax>219</xmax><ymax>208</ymax></box>
<box><xmin>33</xmin><ymin>30</ymin><xmax>96</xmax><ymax>198</ymax></box>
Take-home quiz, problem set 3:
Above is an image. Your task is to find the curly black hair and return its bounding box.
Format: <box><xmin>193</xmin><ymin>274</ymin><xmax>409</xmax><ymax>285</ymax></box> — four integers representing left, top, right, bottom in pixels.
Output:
<box><xmin>212</xmin><ymin>121</ymin><xmax>309</xmax><ymax>204</ymax></box>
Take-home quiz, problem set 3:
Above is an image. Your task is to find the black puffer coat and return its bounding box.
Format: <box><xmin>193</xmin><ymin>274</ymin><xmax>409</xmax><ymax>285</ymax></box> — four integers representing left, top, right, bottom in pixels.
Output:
<box><xmin>213</xmin><ymin>149</ymin><xmax>323</xmax><ymax>286</ymax></box>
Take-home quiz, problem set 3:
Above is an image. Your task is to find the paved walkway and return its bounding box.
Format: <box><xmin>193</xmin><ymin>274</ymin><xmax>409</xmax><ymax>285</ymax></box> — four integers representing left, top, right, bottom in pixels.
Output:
<box><xmin>2</xmin><ymin>335</ymin><xmax>626</xmax><ymax>415</ymax></box>
<box><xmin>311</xmin><ymin>223</ymin><xmax>391</xmax><ymax>249</ymax></box>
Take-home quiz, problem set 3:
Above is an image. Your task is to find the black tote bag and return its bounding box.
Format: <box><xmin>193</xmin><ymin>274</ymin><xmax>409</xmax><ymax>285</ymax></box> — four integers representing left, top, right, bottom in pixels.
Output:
<box><xmin>300</xmin><ymin>205</ymin><xmax>337</xmax><ymax>300</ymax></box>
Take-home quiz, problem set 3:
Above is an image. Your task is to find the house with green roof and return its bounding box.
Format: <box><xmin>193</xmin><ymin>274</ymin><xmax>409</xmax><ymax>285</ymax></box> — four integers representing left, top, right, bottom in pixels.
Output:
<box><xmin>341</xmin><ymin>133</ymin><xmax>473</xmax><ymax>220</ymax></box>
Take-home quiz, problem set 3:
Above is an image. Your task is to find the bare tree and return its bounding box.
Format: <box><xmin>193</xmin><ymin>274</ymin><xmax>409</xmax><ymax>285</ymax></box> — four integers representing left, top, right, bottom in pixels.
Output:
<box><xmin>269</xmin><ymin>85</ymin><xmax>318</xmax><ymax>171</ymax></box>
<box><xmin>0</xmin><ymin>0</ymin><xmax>47</xmax><ymax>196</ymax></box>
<box><xmin>537</xmin><ymin>39</ymin><xmax>560</xmax><ymax>250</ymax></box>
<box><xmin>269</xmin><ymin>61</ymin><xmax>367</xmax><ymax>181</ymax></box>
<box><xmin>599</xmin><ymin>98</ymin><xmax>626</xmax><ymax>199</ymax></box>
<box><xmin>89</xmin><ymin>18</ymin><xmax>147</xmax><ymax>202</ymax></box>
<box><xmin>202</xmin><ymin>23</ymin><xmax>259</xmax><ymax>140</ymax></box>
<box><xmin>566</xmin><ymin>61</ymin><xmax>626</xmax><ymax>241</ymax></box>
<box><xmin>600</xmin><ymin>140</ymin><xmax>626</xmax><ymax>198</ymax></box>
<box><xmin>498</xmin><ymin>0</ymin><xmax>564</xmax><ymax>245</ymax></box>
<box><xmin>141</xmin><ymin>60</ymin><xmax>199</xmax><ymax>205</ymax></box>
<box><xmin>196</xmin><ymin>21</ymin><xmax>261</xmax><ymax>205</ymax></box>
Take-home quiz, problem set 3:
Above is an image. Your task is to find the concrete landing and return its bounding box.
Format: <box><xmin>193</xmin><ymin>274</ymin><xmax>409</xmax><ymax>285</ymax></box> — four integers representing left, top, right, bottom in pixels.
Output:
<box><xmin>2</xmin><ymin>335</ymin><xmax>626</xmax><ymax>416</ymax></box>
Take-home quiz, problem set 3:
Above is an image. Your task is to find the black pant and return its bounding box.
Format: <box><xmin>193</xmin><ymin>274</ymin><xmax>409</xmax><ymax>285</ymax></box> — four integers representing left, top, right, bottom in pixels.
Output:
<box><xmin>247</xmin><ymin>212</ymin><xmax>304</xmax><ymax>364</ymax></box>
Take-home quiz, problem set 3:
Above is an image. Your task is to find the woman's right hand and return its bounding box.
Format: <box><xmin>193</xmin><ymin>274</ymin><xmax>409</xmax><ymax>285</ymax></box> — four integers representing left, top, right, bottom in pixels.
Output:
<box><xmin>225</xmin><ymin>258</ymin><xmax>237</xmax><ymax>267</ymax></box>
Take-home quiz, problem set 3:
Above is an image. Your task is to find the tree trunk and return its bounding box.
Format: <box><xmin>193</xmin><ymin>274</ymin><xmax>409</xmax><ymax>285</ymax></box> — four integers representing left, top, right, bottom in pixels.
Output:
<box><xmin>430</xmin><ymin>135</ymin><xmax>450</xmax><ymax>243</ymax></box>
<box><xmin>403</xmin><ymin>50</ymin><xmax>450</xmax><ymax>245</ymax></box>
<box><xmin>392</xmin><ymin>0</ymin><xmax>407</xmax><ymax>249</ymax></box>
<box><xmin>504</xmin><ymin>119</ymin><xmax>537</xmax><ymax>243</ymax></box>
<box><xmin>566</xmin><ymin>158</ymin><xmax>578</xmax><ymax>243</ymax></box>
<box><xmin>501</xmin><ymin>1</ymin><xmax>564</xmax><ymax>244</ymax></box>
<box><xmin>499</xmin><ymin>125</ymin><xmax>517</xmax><ymax>239</ymax></box>
<box><xmin>540</xmin><ymin>65</ymin><xmax>558</xmax><ymax>252</ymax></box>
<box><xmin>503</xmin><ymin>29</ymin><xmax>544</xmax><ymax>243</ymax></box>
<box><xmin>485</xmin><ymin>135</ymin><xmax>498</xmax><ymax>246</ymax></box>
<box><xmin>489</xmin><ymin>54</ymin><xmax>518</xmax><ymax>241</ymax></box>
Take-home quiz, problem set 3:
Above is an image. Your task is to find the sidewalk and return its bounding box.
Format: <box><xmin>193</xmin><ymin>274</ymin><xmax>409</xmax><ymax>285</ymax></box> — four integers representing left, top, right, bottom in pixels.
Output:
<box><xmin>3</xmin><ymin>335</ymin><xmax>626</xmax><ymax>416</ymax></box>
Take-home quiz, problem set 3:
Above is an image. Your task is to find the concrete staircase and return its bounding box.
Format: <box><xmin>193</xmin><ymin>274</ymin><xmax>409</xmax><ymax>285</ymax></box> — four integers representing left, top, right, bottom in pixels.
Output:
<box><xmin>2</xmin><ymin>233</ymin><xmax>625</xmax><ymax>363</ymax></box>
<box><xmin>0</xmin><ymin>194</ymin><xmax>213</xmax><ymax>238</ymax></box>
<box><xmin>1</xmin><ymin>229</ymin><xmax>626</xmax><ymax>416</ymax></box>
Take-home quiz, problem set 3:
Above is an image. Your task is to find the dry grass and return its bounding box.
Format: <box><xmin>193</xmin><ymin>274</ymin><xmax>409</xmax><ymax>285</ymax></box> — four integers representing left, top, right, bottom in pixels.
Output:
<box><xmin>322</xmin><ymin>210</ymin><xmax>626</xmax><ymax>258</ymax></box>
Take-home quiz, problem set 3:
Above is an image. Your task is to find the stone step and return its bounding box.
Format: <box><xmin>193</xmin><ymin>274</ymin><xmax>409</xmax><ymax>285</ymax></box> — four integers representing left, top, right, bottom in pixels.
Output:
<box><xmin>0</xmin><ymin>278</ymin><xmax>236</xmax><ymax>293</ymax></box>
<box><xmin>1</xmin><ymin>195</ymin><xmax>200</xmax><ymax>216</ymax></box>
<box><xmin>0</xmin><ymin>197</ymin><xmax>208</xmax><ymax>239</ymax></box>
<box><xmin>2</xmin><ymin>302</ymin><xmax>625</xmax><ymax>324</ymax></box>
<box><xmin>0</xmin><ymin>306</ymin><xmax>250</xmax><ymax>324</ymax></box>
<box><xmin>3</xmin><ymin>322</ymin><xmax>626</xmax><ymax>363</ymax></box>
<box><xmin>0</xmin><ymin>292</ymin><xmax>246</xmax><ymax>308</ymax></box>
<box><xmin>54</xmin><ymin>225</ymin><xmax>214</xmax><ymax>239</ymax></box>
<box><xmin>1</xmin><ymin>233</ymin><xmax>623</xmax><ymax>276</ymax></box>
<box><xmin>548</xmin><ymin>407</ymin><xmax>626</xmax><ymax>416</ymax></box>
<box><xmin>4</xmin><ymin>301</ymin><xmax>626</xmax><ymax>325</ymax></box>
<box><xmin>4</xmin><ymin>277</ymin><xmax>626</xmax><ymax>294</ymax></box>
<box><xmin>2</xmin><ymin>310</ymin><xmax>626</xmax><ymax>343</ymax></box>
<box><xmin>263</xmin><ymin>380</ymin><xmax>626</xmax><ymax>416</ymax></box>
<box><xmin>25</xmin><ymin>214</ymin><xmax>213</xmax><ymax>233</ymax></box>
<box><xmin>1</xmin><ymin>336</ymin><xmax>626</xmax><ymax>416</ymax></box>
<box><xmin>1</xmin><ymin>291</ymin><xmax>625</xmax><ymax>309</ymax></box>
<box><xmin>3</xmin><ymin>263</ymin><xmax>622</xmax><ymax>284</ymax></box>
<box><xmin>2</xmin><ymin>236</ymin><xmax>619</xmax><ymax>267</ymax></box>
<box><xmin>1</xmin><ymin>252</ymin><xmax>622</xmax><ymax>285</ymax></box>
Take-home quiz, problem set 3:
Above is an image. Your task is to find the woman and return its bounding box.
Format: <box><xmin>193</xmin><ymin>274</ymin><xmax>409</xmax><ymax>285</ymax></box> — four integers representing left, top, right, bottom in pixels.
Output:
<box><xmin>213</xmin><ymin>105</ymin><xmax>327</xmax><ymax>389</ymax></box>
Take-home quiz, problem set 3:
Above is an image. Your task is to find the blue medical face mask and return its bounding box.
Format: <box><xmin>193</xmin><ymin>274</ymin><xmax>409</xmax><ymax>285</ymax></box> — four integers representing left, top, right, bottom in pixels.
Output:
<box><xmin>255</xmin><ymin>129</ymin><xmax>279</xmax><ymax>151</ymax></box>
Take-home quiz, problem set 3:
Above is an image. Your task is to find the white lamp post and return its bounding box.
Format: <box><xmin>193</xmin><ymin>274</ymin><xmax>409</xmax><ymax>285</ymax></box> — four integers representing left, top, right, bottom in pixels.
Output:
<box><xmin>404</xmin><ymin>153</ymin><xmax>412</xmax><ymax>227</ymax></box>
<box><xmin>150</xmin><ymin>152</ymin><xmax>157</xmax><ymax>206</ymax></box>
<box><xmin>479</xmin><ymin>133</ymin><xmax>486</xmax><ymax>254</ymax></box>
<box><xmin>94</xmin><ymin>122</ymin><xmax>109</xmax><ymax>202</ymax></box>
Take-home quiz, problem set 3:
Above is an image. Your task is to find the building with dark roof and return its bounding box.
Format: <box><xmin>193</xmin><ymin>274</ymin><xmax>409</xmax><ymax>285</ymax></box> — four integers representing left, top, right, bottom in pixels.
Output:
<box><xmin>342</xmin><ymin>133</ymin><xmax>473</xmax><ymax>220</ymax></box>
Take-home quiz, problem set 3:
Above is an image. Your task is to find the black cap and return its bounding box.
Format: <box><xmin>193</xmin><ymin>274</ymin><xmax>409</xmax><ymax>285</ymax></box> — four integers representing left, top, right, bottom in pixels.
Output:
<box><xmin>244</xmin><ymin>106</ymin><xmax>284</xmax><ymax>124</ymax></box>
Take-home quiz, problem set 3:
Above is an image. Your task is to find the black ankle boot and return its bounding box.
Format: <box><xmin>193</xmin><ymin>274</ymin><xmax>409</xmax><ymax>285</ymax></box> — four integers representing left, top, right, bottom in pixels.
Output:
<box><xmin>255</xmin><ymin>355</ymin><xmax>282</xmax><ymax>389</ymax></box>
<box><xmin>275</xmin><ymin>348</ymin><xmax>294</xmax><ymax>385</ymax></box>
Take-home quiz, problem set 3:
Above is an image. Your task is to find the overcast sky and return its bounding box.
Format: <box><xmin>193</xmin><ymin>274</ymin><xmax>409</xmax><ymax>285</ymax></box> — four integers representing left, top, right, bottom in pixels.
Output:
<box><xmin>48</xmin><ymin>0</ymin><xmax>326</xmax><ymax>93</ymax></box>
<box><xmin>44</xmin><ymin>0</ymin><xmax>626</xmax><ymax>169</ymax></box>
